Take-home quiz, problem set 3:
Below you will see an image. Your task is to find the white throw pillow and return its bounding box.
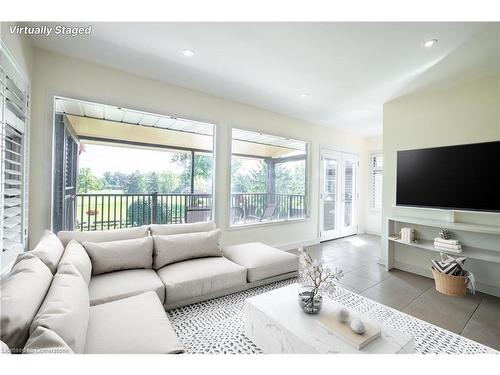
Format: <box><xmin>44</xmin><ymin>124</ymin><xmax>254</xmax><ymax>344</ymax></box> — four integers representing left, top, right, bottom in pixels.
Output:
<box><xmin>1</xmin><ymin>340</ymin><xmax>10</xmax><ymax>354</ymax></box>
<box><xmin>58</xmin><ymin>240</ymin><xmax>92</xmax><ymax>285</ymax></box>
<box><xmin>149</xmin><ymin>221</ymin><xmax>216</xmax><ymax>236</ymax></box>
<box><xmin>30</xmin><ymin>230</ymin><xmax>65</xmax><ymax>274</ymax></box>
<box><xmin>29</xmin><ymin>263</ymin><xmax>89</xmax><ymax>354</ymax></box>
<box><xmin>0</xmin><ymin>253</ymin><xmax>53</xmax><ymax>352</ymax></box>
<box><xmin>153</xmin><ymin>229</ymin><xmax>222</xmax><ymax>269</ymax></box>
<box><xmin>57</xmin><ymin>225</ymin><xmax>149</xmax><ymax>247</ymax></box>
<box><xmin>83</xmin><ymin>236</ymin><xmax>153</xmax><ymax>275</ymax></box>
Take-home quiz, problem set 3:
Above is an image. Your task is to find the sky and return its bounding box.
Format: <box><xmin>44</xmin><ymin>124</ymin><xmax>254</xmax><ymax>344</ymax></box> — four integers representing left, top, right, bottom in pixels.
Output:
<box><xmin>79</xmin><ymin>143</ymin><xmax>187</xmax><ymax>177</ymax></box>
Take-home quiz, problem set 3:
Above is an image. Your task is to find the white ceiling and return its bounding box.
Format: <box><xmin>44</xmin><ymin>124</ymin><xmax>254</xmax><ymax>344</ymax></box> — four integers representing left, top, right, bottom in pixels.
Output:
<box><xmin>28</xmin><ymin>22</ymin><xmax>499</xmax><ymax>136</ymax></box>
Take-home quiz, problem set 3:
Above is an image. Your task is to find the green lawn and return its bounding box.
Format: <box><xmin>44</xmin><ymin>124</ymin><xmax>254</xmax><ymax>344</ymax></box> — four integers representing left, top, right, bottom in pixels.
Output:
<box><xmin>76</xmin><ymin>195</ymin><xmax>187</xmax><ymax>230</ymax></box>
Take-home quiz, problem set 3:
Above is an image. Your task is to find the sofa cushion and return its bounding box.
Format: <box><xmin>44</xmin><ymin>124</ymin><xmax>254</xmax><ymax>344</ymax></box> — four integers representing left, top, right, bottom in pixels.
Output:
<box><xmin>57</xmin><ymin>225</ymin><xmax>149</xmax><ymax>247</ymax></box>
<box><xmin>83</xmin><ymin>237</ymin><xmax>153</xmax><ymax>275</ymax></box>
<box><xmin>1</xmin><ymin>340</ymin><xmax>10</xmax><ymax>354</ymax></box>
<box><xmin>58</xmin><ymin>240</ymin><xmax>92</xmax><ymax>285</ymax></box>
<box><xmin>23</xmin><ymin>326</ymin><xmax>73</xmax><ymax>354</ymax></box>
<box><xmin>222</xmin><ymin>242</ymin><xmax>299</xmax><ymax>282</ymax></box>
<box><xmin>89</xmin><ymin>269</ymin><xmax>165</xmax><ymax>306</ymax></box>
<box><xmin>30</xmin><ymin>230</ymin><xmax>65</xmax><ymax>274</ymax></box>
<box><xmin>157</xmin><ymin>257</ymin><xmax>247</xmax><ymax>305</ymax></box>
<box><xmin>149</xmin><ymin>221</ymin><xmax>216</xmax><ymax>236</ymax></box>
<box><xmin>29</xmin><ymin>263</ymin><xmax>89</xmax><ymax>354</ymax></box>
<box><xmin>153</xmin><ymin>229</ymin><xmax>222</xmax><ymax>269</ymax></box>
<box><xmin>0</xmin><ymin>253</ymin><xmax>53</xmax><ymax>351</ymax></box>
<box><xmin>85</xmin><ymin>292</ymin><xmax>183</xmax><ymax>354</ymax></box>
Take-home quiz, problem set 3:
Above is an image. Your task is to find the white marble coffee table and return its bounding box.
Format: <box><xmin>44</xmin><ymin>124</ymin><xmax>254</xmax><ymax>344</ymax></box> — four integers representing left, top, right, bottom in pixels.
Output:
<box><xmin>244</xmin><ymin>283</ymin><xmax>414</xmax><ymax>354</ymax></box>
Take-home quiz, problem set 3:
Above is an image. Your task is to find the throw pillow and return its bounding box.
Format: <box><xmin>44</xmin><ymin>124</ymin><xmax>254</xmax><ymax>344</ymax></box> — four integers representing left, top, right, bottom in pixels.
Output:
<box><xmin>83</xmin><ymin>236</ymin><xmax>153</xmax><ymax>275</ymax></box>
<box><xmin>153</xmin><ymin>229</ymin><xmax>222</xmax><ymax>269</ymax></box>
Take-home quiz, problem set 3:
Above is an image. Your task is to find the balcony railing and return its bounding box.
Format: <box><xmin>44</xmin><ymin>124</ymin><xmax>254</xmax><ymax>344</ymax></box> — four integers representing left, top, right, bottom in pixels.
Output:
<box><xmin>76</xmin><ymin>193</ymin><xmax>212</xmax><ymax>231</ymax></box>
<box><xmin>76</xmin><ymin>192</ymin><xmax>306</xmax><ymax>231</ymax></box>
<box><xmin>230</xmin><ymin>193</ymin><xmax>306</xmax><ymax>224</ymax></box>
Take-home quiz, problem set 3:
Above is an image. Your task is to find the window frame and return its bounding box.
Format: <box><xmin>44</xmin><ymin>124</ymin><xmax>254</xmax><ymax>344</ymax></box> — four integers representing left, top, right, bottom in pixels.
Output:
<box><xmin>227</xmin><ymin>126</ymin><xmax>310</xmax><ymax>229</ymax></box>
<box><xmin>369</xmin><ymin>152</ymin><xmax>383</xmax><ymax>211</ymax></box>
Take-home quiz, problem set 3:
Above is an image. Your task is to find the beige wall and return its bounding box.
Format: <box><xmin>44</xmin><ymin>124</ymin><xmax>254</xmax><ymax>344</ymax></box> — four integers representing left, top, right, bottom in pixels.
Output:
<box><xmin>382</xmin><ymin>74</ymin><xmax>500</xmax><ymax>291</ymax></box>
<box><xmin>29</xmin><ymin>47</ymin><xmax>374</xmax><ymax>250</ymax></box>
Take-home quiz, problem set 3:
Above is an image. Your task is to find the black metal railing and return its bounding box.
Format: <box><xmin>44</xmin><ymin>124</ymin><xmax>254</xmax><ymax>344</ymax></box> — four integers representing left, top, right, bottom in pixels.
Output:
<box><xmin>76</xmin><ymin>193</ymin><xmax>212</xmax><ymax>231</ymax></box>
<box><xmin>76</xmin><ymin>192</ymin><xmax>306</xmax><ymax>231</ymax></box>
<box><xmin>230</xmin><ymin>193</ymin><xmax>306</xmax><ymax>224</ymax></box>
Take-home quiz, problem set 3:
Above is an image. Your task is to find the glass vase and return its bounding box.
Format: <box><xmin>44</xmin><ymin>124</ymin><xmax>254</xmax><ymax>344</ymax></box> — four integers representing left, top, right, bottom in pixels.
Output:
<box><xmin>298</xmin><ymin>285</ymin><xmax>323</xmax><ymax>314</ymax></box>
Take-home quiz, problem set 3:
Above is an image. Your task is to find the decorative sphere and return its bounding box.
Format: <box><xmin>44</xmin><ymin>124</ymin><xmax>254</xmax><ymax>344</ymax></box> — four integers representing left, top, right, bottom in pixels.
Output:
<box><xmin>334</xmin><ymin>307</ymin><xmax>350</xmax><ymax>322</ymax></box>
<box><xmin>350</xmin><ymin>318</ymin><xmax>366</xmax><ymax>334</ymax></box>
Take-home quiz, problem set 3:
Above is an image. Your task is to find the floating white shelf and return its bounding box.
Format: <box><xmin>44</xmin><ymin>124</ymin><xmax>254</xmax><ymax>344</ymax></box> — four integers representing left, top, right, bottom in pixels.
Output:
<box><xmin>388</xmin><ymin>237</ymin><xmax>500</xmax><ymax>264</ymax></box>
<box><xmin>388</xmin><ymin>215</ymin><xmax>500</xmax><ymax>235</ymax></box>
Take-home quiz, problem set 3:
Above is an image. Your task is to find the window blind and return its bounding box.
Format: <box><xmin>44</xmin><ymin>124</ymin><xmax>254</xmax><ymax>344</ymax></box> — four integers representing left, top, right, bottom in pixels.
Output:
<box><xmin>1</xmin><ymin>42</ymin><xmax>30</xmax><ymax>271</ymax></box>
<box><xmin>370</xmin><ymin>154</ymin><xmax>383</xmax><ymax>210</ymax></box>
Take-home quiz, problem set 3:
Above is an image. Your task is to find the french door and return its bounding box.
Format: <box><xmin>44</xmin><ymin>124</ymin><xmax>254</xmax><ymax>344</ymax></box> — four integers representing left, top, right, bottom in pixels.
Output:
<box><xmin>319</xmin><ymin>148</ymin><xmax>358</xmax><ymax>241</ymax></box>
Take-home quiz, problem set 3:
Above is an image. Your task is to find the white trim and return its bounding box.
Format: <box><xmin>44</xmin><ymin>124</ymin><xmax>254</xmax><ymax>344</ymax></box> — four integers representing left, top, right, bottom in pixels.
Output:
<box><xmin>364</xmin><ymin>230</ymin><xmax>382</xmax><ymax>236</ymax></box>
<box><xmin>227</xmin><ymin>125</ymin><xmax>311</xmax><ymax>229</ymax></box>
<box><xmin>274</xmin><ymin>237</ymin><xmax>320</xmax><ymax>252</ymax></box>
<box><xmin>318</xmin><ymin>146</ymin><xmax>359</xmax><ymax>241</ymax></box>
<box><xmin>226</xmin><ymin>217</ymin><xmax>310</xmax><ymax>231</ymax></box>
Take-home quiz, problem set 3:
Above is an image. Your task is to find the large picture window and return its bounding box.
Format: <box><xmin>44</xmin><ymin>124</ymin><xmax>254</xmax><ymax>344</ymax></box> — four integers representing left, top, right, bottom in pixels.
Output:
<box><xmin>230</xmin><ymin>128</ymin><xmax>308</xmax><ymax>226</ymax></box>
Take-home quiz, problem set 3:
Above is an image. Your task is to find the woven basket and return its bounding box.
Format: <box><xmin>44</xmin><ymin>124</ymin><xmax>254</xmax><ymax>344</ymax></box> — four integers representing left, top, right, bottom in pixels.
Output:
<box><xmin>431</xmin><ymin>267</ymin><xmax>467</xmax><ymax>297</ymax></box>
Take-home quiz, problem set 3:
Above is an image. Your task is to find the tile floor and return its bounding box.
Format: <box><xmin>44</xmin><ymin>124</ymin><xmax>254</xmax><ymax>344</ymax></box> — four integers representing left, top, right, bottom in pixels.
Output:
<box><xmin>295</xmin><ymin>234</ymin><xmax>500</xmax><ymax>351</ymax></box>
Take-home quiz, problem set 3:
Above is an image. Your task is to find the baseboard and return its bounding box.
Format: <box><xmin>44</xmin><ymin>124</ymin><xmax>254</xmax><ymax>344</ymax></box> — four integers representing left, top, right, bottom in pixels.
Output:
<box><xmin>363</xmin><ymin>230</ymin><xmax>382</xmax><ymax>236</ymax></box>
<box><xmin>393</xmin><ymin>261</ymin><xmax>500</xmax><ymax>298</ymax></box>
<box><xmin>275</xmin><ymin>238</ymin><xmax>320</xmax><ymax>252</ymax></box>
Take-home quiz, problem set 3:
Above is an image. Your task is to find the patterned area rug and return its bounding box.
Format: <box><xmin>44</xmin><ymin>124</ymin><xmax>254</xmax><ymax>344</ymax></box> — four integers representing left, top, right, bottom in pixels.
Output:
<box><xmin>167</xmin><ymin>279</ymin><xmax>497</xmax><ymax>354</ymax></box>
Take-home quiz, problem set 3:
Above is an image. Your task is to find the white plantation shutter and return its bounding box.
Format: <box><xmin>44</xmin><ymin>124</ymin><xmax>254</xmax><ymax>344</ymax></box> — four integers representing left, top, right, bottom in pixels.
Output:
<box><xmin>1</xmin><ymin>42</ymin><xmax>30</xmax><ymax>273</ymax></box>
<box><xmin>370</xmin><ymin>154</ymin><xmax>383</xmax><ymax>210</ymax></box>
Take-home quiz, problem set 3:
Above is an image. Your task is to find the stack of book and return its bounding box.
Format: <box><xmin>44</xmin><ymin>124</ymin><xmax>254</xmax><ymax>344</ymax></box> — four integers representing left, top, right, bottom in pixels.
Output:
<box><xmin>434</xmin><ymin>238</ymin><xmax>462</xmax><ymax>253</ymax></box>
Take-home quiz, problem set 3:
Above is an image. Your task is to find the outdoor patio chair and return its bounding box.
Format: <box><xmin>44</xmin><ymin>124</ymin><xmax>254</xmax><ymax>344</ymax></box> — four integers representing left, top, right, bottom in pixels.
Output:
<box><xmin>230</xmin><ymin>206</ymin><xmax>245</xmax><ymax>224</ymax></box>
<box><xmin>245</xmin><ymin>204</ymin><xmax>277</xmax><ymax>223</ymax></box>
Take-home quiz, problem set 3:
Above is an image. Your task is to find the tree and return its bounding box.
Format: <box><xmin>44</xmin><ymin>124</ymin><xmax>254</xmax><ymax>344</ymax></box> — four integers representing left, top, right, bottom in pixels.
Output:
<box><xmin>170</xmin><ymin>152</ymin><xmax>213</xmax><ymax>193</ymax></box>
<box><xmin>275</xmin><ymin>161</ymin><xmax>305</xmax><ymax>195</ymax></box>
<box><xmin>77</xmin><ymin>167</ymin><xmax>104</xmax><ymax>193</ymax></box>
<box><xmin>145</xmin><ymin>172</ymin><xmax>160</xmax><ymax>193</ymax></box>
<box><xmin>231</xmin><ymin>158</ymin><xmax>267</xmax><ymax>193</ymax></box>
<box><xmin>102</xmin><ymin>171</ymin><xmax>128</xmax><ymax>190</ymax></box>
<box><xmin>158</xmin><ymin>171</ymin><xmax>180</xmax><ymax>193</ymax></box>
<box><xmin>126</xmin><ymin>170</ymin><xmax>145</xmax><ymax>193</ymax></box>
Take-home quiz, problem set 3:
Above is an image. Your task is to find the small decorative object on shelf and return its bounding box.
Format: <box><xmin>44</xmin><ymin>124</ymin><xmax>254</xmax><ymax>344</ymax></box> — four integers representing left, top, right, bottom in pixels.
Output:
<box><xmin>350</xmin><ymin>318</ymin><xmax>366</xmax><ymax>335</ymax></box>
<box><xmin>297</xmin><ymin>246</ymin><xmax>343</xmax><ymax>314</ymax></box>
<box><xmin>334</xmin><ymin>307</ymin><xmax>350</xmax><ymax>322</ymax></box>
<box><xmin>399</xmin><ymin>227</ymin><xmax>419</xmax><ymax>243</ymax></box>
<box><xmin>439</xmin><ymin>229</ymin><xmax>451</xmax><ymax>240</ymax></box>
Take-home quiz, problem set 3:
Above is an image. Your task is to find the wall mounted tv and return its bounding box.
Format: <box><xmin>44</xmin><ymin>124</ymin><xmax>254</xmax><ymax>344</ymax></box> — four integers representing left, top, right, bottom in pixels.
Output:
<box><xmin>396</xmin><ymin>141</ymin><xmax>500</xmax><ymax>213</ymax></box>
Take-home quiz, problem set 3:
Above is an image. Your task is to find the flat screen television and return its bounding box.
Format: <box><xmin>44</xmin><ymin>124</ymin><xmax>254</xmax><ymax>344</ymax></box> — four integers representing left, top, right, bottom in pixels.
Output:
<box><xmin>396</xmin><ymin>141</ymin><xmax>500</xmax><ymax>213</ymax></box>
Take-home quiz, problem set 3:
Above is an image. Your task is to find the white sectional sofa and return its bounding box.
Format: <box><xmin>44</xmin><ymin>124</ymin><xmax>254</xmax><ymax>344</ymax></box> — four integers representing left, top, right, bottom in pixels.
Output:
<box><xmin>0</xmin><ymin>222</ymin><xmax>298</xmax><ymax>354</ymax></box>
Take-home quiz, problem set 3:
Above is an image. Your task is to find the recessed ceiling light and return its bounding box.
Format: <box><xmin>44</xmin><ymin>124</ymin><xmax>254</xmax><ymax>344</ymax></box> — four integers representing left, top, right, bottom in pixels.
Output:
<box><xmin>422</xmin><ymin>39</ymin><xmax>438</xmax><ymax>48</ymax></box>
<box><xmin>182</xmin><ymin>49</ymin><xmax>195</xmax><ymax>57</ymax></box>
<box><xmin>300</xmin><ymin>93</ymin><xmax>309</xmax><ymax>99</ymax></box>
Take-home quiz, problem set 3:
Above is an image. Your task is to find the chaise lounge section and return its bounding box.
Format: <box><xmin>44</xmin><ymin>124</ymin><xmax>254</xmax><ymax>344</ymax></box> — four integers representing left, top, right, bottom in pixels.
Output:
<box><xmin>0</xmin><ymin>221</ymin><xmax>299</xmax><ymax>354</ymax></box>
